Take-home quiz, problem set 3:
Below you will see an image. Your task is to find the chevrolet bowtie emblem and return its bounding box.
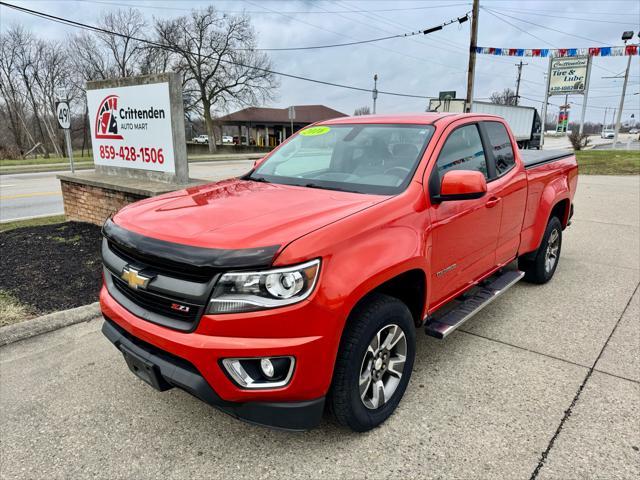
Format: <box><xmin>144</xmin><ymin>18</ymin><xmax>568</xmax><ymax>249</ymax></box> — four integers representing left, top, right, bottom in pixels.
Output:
<box><xmin>121</xmin><ymin>266</ymin><xmax>153</xmax><ymax>290</ymax></box>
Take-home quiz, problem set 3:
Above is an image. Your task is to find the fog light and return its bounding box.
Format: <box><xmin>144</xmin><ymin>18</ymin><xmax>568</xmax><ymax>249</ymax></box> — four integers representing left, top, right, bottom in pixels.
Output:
<box><xmin>260</xmin><ymin>358</ymin><xmax>275</xmax><ymax>378</ymax></box>
<box><xmin>221</xmin><ymin>356</ymin><xmax>295</xmax><ymax>389</ymax></box>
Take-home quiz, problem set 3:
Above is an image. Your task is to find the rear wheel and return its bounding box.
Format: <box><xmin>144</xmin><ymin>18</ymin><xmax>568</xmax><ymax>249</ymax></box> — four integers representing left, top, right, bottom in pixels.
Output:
<box><xmin>519</xmin><ymin>216</ymin><xmax>563</xmax><ymax>284</ymax></box>
<box><xmin>329</xmin><ymin>294</ymin><xmax>416</xmax><ymax>432</ymax></box>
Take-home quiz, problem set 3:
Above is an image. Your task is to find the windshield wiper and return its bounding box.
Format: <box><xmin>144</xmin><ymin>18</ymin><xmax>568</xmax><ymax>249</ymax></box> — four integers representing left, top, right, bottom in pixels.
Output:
<box><xmin>249</xmin><ymin>176</ymin><xmax>271</xmax><ymax>183</ymax></box>
<box><xmin>304</xmin><ymin>183</ymin><xmax>358</xmax><ymax>193</ymax></box>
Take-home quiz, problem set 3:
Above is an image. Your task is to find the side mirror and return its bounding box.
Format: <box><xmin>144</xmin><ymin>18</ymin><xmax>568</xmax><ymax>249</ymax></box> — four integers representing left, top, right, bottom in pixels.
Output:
<box><xmin>436</xmin><ymin>170</ymin><xmax>487</xmax><ymax>202</ymax></box>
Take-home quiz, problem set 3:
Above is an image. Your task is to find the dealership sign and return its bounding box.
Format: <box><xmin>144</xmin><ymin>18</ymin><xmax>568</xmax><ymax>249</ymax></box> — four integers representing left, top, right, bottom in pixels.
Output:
<box><xmin>87</xmin><ymin>82</ymin><xmax>175</xmax><ymax>173</ymax></box>
<box><xmin>548</xmin><ymin>56</ymin><xmax>589</xmax><ymax>95</ymax></box>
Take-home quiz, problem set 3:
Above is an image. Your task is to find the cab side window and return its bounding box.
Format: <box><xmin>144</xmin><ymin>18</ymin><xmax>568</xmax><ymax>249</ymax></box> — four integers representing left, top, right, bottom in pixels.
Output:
<box><xmin>436</xmin><ymin>124</ymin><xmax>488</xmax><ymax>180</ymax></box>
<box><xmin>484</xmin><ymin>121</ymin><xmax>515</xmax><ymax>176</ymax></box>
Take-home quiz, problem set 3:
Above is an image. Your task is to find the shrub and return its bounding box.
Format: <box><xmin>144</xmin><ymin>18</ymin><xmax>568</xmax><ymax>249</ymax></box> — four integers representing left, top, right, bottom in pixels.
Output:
<box><xmin>568</xmin><ymin>130</ymin><xmax>590</xmax><ymax>151</ymax></box>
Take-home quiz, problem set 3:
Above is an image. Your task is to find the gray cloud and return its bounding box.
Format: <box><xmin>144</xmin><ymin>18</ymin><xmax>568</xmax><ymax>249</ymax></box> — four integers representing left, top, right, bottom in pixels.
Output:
<box><xmin>2</xmin><ymin>0</ymin><xmax>638</xmax><ymax>121</ymax></box>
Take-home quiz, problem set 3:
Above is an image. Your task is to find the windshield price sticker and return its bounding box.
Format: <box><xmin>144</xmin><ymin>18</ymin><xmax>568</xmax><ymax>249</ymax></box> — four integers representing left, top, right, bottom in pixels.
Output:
<box><xmin>300</xmin><ymin>126</ymin><xmax>331</xmax><ymax>136</ymax></box>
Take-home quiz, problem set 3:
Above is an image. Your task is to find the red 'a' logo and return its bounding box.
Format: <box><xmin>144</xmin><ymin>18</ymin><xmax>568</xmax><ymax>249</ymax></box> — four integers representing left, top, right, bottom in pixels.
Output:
<box><xmin>95</xmin><ymin>95</ymin><xmax>123</xmax><ymax>139</ymax></box>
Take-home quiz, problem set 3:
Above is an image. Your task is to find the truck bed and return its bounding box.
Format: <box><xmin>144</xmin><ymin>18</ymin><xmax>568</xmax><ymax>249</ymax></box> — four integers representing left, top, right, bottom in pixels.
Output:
<box><xmin>520</xmin><ymin>149</ymin><xmax>574</xmax><ymax>169</ymax></box>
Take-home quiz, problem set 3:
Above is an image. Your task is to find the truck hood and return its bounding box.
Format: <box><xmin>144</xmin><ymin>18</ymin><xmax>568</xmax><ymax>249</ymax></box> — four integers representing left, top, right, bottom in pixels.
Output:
<box><xmin>113</xmin><ymin>178</ymin><xmax>387</xmax><ymax>252</ymax></box>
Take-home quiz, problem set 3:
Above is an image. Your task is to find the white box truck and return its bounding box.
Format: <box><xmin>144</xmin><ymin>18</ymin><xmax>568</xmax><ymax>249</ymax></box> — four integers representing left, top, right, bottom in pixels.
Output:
<box><xmin>428</xmin><ymin>99</ymin><xmax>542</xmax><ymax>149</ymax></box>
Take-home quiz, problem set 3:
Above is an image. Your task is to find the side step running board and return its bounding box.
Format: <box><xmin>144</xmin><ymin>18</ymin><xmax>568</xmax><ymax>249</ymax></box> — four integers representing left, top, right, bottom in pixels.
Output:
<box><xmin>425</xmin><ymin>270</ymin><xmax>525</xmax><ymax>339</ymax></box>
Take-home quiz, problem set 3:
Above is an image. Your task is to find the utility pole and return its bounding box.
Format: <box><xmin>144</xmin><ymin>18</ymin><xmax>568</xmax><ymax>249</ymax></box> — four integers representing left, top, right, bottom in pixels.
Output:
<box><xmin>514</xmin><ymin>60</ymin><xmax>527</xmax><ymax>106</ymax></box>
<box><xmin>465</xmin><ymin>0</ymin><xmax>480</xmax><ymax>112</ymax></box>
<box><xmin>602</xmin><ymin>107</ymin><xmax>608</xmax><ymax>133</ymax></box>
<box><xmin>578</xmin><ymin>56</ymin><xmax>592</xmax><ymax>136</ymax></box>
<box><xmin>372</xmin><ymin>74</ymin><xmax>378</xmax><ymax>114</ymax></box>
<box><xmin>613</xmin><ymin>32</ymin><xmax>634</xmax><ymax>147</ymax></box>
<box><xmin>540</xmin><ymin>56</ymin><xmax>552</xmax><ymax>149</ymax></box>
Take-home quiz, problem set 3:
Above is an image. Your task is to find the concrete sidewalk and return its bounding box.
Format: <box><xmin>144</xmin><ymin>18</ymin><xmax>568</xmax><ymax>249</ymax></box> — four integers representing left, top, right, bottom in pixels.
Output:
<box><xmin>1</xmin><ymin>176</ymin><xmax>638</xmax><ymax>479</ymax></box>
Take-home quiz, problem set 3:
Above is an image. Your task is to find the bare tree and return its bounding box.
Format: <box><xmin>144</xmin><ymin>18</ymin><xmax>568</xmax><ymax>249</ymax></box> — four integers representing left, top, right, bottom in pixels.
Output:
<box><xmin>489</xmin><ymin>88</ymin><xmax>518</xmax><ymax>106</ymax></box>
<box><xmin>156</xmin><ymin>7</ymin><xmax>278</xmax><ymax>152</ymax></box>
<box><xmin>98</xmin><ymin>8</ymin><xmax>147</xmax><ymax>78</ymax></box>
<box><xmin>0</xmin><ymin>30</ymin><xmax>31</xmax><ymax>153</ymax></box>
<box><xmin>69</xmin><ymin>32</ymin><xmax>116</xmax><ymax>82</ymax></box>
<box><xmin>32</xmin><ymin>41</ymin><xmax>75</xmax><ymax>156</ymax></box>
<box><xmin>353</xmin><ymin>106</ymin><xmax>371</xmax><ymax>116</ymax></box>
<box><xmin>138</xmin><ymin>45</ymin><xmax>173</xmax><ymax>75</ymax></box>
<box><xmin>11</xmin><ymin>27</ymin><xmax>52</xmax><ymax>157</ymax></box>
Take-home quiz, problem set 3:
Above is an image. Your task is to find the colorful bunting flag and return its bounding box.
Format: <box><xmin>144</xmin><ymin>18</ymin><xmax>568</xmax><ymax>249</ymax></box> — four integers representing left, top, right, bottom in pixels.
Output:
<box><xmin>476</xmin><ymin>45</ymin><xmax>639</xmax><ymax>57</ymax></box>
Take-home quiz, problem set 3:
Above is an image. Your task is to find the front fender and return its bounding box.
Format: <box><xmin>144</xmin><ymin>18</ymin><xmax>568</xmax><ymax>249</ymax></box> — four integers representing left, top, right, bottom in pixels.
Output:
<box><xmin>275</xmin><ymin>186</ymin><xmax>429</xmax><ymax>366</ymax></box>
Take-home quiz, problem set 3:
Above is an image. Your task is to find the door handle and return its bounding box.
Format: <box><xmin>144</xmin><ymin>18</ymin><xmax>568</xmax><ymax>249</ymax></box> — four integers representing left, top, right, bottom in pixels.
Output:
<box><xmin>485</xmin><ymin>197</ymin><xmax>502</xmax><ymax>208</ymax></box>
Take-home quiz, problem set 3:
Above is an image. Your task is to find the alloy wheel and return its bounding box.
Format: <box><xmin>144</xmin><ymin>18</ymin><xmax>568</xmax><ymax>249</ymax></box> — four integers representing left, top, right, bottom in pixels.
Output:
<box><xmin>358</xmin><ymin>324</ymin><xmax>407</xmax><ymax>410</ymax></box>
<box><xmin>545</xmin><ymin>228</ymin><xmax>560</xmax><ymax>274</ymax></box>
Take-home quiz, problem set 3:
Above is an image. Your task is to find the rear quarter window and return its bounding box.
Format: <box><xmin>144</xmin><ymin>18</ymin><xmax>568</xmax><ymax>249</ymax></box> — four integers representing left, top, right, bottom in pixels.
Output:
<box><xmin>484</xmin><ymin>121</ymin><xmax>515</xmax><ymax>176</ymax></box>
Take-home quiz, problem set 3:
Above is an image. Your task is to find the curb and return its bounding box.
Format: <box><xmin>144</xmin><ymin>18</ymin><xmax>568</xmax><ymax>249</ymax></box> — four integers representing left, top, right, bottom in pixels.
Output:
<box><xmin>0</xmin><ymin>302</ymin><xmax>101</xmax><ymax>347</ymax></box>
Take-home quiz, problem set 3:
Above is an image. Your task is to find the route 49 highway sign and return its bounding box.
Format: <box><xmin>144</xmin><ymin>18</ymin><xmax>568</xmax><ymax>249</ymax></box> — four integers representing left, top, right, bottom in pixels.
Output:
<box><xmin>56</xmin><ymin>101</ymin><xmax>70</xmax><ymax>129</ymax></box>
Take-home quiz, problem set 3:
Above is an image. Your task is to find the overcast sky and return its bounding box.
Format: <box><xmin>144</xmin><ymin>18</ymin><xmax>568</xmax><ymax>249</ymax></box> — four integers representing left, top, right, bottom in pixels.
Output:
<box><xmin>1</xmin><ymin>0</ymin><xmax>639</xmax><ymax>123</ymax></box>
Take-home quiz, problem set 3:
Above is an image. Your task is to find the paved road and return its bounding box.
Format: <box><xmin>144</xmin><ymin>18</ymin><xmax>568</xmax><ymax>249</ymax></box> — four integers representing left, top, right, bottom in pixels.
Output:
<box><xmin>0</xmin><ymin>160</ymin><xmax>254</xmax><ymax>222</ymax></box>
<box><xmin>0</xmin><ymin>171</ymin><xmax>65</xmax><ymax>221</ymax></box>
<box><xmin>542</xmin><ymin>132</ymin><xmax>639</xmax><ymax>150</ymax></box>
<box><xmin>1</xmin><ymin>175</ymin><xmax>638</xmax><ymax>479</ymax></box>
<box><xmin>593</xmin><ymin>139</ymin><xmax>640</xmax><ymax>150</ymax></box>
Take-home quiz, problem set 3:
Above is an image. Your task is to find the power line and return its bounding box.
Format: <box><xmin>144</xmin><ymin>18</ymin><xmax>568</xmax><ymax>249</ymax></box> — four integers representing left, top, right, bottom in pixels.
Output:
<box><xmin>321</xmin><ymin>0</ymin><xmax>471</xmax><ymax>72</ymax></box>
<box><xmin>482</xmin><ymin>7</ymin><xmax>611</xmax><ymax>46</ymax></box>
<box><xmin>481</xmin><ymin>8</ymin><xmax>555</xmax><ymax>48</ymax></box>
<box><xmin>328</xmin><ymin>0</ymin><xmax>545</xmax><ymax>80</ymax></box>
<box><xmin>79</xmin><ymin>0</ymin><xmax>469</xmax><ymax>53</ymax></box>
<box><xmin>247</xmin><ymin>15</ymin><xmax>470</xmax><ymax>52</ymax></box>
<box><xmin>480</xmin><ymin>4</ymin><xmax>639</xmax><ymax>18</ymax></box>
<box><xmin>519</xmin><ymin>94</ymin><xmax>640</xmax><ymax>111</ymax></box>
<box><xmin>487</xmin><ymin>6</ymin><xmax>640</xmax><ymax>25</ymax></box>
<box><xmin>0</xmin><ymin>1</ymin><xmax>434</xmax><ymax>100</ymax></box>
<box><xmin>482</xmin><ymin>7</ymin><xmax>625</xmax><ymax>76</ymax></box>
<box><xmin>242</xmin><ymin>0</ymin><xmax>473</xmax><ymax>74</ymax></box>
<box><xmin>79</xmin><ymin>0</ymin><xmax>473</xmax><ymax>14</ymax></box>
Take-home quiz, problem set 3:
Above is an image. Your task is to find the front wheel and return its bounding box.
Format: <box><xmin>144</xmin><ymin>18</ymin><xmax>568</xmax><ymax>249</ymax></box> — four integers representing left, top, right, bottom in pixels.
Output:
<box><xmin>519</xmin><ymin>216</ymin><xmax>563</xmax><ymax>284</ymax></box>
<box><xmin>329</xmin><ymin>294</ymin><xmax>416</xmax><ymax>432</ymax></box>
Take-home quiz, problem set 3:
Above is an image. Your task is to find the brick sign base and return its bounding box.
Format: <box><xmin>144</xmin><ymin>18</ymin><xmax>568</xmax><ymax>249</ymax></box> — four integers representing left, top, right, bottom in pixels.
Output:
<box><xmin>60</xmin><ymin>180</ymin><xmax>146</xmax><ymax>225</ymax></box>
<box><xmin>57</xmin><ymin>173</ymin><xmax>203</xmax><ymax>226</ymax></box>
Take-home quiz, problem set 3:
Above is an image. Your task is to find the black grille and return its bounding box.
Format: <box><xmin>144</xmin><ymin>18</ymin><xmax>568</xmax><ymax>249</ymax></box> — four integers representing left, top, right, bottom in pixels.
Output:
<box><xmin>108</xmin><ymin>240</ymin><xmax>215</xmax><ymax>282</ymax></box>
<box><xmin>112</xmin><ymin>275</ymin><xmax>203</xmax><ymax>323</ymax></box>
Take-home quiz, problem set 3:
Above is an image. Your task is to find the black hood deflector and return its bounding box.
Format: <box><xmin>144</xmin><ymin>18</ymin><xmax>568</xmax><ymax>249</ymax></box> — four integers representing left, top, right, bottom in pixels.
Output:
<box><xmin>102</xmin><ymin>218</ymin><xmax>280</xmax><ymax>270</ymax></box>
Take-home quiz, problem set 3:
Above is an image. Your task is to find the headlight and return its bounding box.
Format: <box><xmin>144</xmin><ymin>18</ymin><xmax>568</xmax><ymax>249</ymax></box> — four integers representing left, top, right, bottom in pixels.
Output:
<box><xmin>206</xmin><ymin>259</ymin><xmax>321</xmax><ymax>314</ymax></box>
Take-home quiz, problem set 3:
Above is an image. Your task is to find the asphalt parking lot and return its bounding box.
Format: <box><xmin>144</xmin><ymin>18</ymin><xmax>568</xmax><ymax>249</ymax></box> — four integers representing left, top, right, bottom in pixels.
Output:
<box><xmin>1</xmin><ymin>175</ymin><xmax>638</xmax><ymax>480</ymax></box>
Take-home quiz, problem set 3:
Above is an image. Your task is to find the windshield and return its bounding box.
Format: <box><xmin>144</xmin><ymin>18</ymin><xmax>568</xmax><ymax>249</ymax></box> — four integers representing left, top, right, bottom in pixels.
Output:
<box><xmin>248</xmin><ymin>124</ymin><xmax>435</xmax><ymax>195</ymax></box>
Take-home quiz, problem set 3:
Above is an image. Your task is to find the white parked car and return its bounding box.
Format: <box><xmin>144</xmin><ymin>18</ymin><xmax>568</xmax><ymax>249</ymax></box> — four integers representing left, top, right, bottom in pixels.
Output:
<box><xmin>629</xmin><ymin>128</ymin><xmax>639</xmax><ymax>134</ymax></box>
<box><xmin>192</xmin><ymin>134</ymin><xmax>209</xmax><ymax>144</ymax></box>
<box><xmin>222</xmin><ymin>135</ymin><xmax>233</xmax><ymax>144</ymax></box>
<box><xmin>601</xmin><ymin>129</ymin><xmax>615</xmax><ymax>139</ymax></box>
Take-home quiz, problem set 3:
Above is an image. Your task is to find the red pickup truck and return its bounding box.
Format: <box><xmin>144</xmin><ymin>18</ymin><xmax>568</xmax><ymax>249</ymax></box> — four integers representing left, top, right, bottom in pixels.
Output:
<box><xmin>101</xmin><ymin>113</ymin><xmax>577</xmax><ymax>431</ymax></box>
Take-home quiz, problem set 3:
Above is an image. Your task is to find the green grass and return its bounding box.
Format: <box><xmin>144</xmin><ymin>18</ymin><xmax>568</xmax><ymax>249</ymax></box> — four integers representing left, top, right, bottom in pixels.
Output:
<box><xmin>0</xmin><ymin>152</ymin><xmax>93</xmax><ymax>167</ymax></box>
<box><xmin>0</xmin><ymin>215</ymin><xmax>66</xmax><ymax>233</ymax></box>
<box><xmin>575</xmin><ymin>150</ymin><xmax>640</xmax><ymax>175</ymax></box>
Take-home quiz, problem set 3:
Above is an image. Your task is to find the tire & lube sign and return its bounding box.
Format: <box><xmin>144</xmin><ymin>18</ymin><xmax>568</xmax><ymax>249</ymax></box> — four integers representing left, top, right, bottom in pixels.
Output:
<box><xmin>549</xmin><ymin>57</ymin><xmax>589</xmax><ymax>95</ymax></box>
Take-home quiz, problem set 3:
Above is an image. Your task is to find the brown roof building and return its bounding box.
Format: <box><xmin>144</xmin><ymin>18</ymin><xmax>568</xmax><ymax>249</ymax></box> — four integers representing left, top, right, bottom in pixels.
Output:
<box><xmin>217</xmin><ymin>105</ymin><xmax>347</xmax><ymax>147</ymax></box>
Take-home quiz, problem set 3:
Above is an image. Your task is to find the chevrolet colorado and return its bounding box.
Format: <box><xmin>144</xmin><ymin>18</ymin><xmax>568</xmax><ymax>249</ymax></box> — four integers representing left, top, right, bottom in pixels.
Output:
<box><xmin>101</xmin><ymin>113</ymin><xmax>578</xmax><ymax>432</ymax></box>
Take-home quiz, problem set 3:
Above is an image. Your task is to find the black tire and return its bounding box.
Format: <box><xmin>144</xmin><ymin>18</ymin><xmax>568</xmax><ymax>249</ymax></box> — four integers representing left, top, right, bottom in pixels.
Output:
<box><xmin>519</xmin><ymin>216</ymin><xmax>563</xmax><ymax>284</ymax></box>
<box><xmin>329</xmin><ymin>293</ymin><xmax>416</xmax><ymax>432</ymax></box>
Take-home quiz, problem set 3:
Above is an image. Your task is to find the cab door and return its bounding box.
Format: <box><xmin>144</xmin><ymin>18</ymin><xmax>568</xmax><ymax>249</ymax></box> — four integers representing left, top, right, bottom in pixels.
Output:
<box><xmin>478</xmin><ymin>121</ymin><xmax>528</xmax><ymax>266</ymax></box>
<box><xmin>426</xmin><ymin>122</ymin><xmax>503</xmax><ymax>308</ymax></box>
